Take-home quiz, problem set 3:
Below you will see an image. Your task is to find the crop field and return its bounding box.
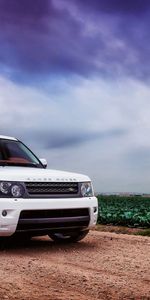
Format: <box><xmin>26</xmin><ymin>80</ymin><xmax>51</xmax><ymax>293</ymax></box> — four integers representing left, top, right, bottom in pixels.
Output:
<box><xmin>97</xmin><ymin>195</ymin><xmax>150</xmax><ymax>227</ymax></box>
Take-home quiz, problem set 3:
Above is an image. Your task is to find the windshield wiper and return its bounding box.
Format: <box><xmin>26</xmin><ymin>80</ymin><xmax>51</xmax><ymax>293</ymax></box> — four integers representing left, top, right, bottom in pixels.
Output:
<box><xmin>0</xmin><ymin>162</ymin><xmax>39</xmax><ymax>168</ymax></box>
<box><xmin>20</xmin><ymin>163</ymin><xmax>39</xmax><ymax>168</ymax></box>
<box><xmin>0</xmin><ymin>162</ymin><xmax>9</xmax><ymax>166</ymax></box>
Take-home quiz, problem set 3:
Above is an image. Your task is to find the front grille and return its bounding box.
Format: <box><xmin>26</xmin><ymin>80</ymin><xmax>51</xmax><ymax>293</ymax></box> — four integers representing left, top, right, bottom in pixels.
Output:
<box><xmin>16</xmin><ymin>208</ymin><xmax>90</xmax><ymax>232</ymax></box>
<box><xmin>25</xmin><ymin>182</ymin><xmax>79</xmax><ymax>197</ymax></box>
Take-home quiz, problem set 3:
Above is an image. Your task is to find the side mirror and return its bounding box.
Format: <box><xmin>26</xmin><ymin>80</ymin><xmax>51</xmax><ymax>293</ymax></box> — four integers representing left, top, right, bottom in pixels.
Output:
<box><xmin>40</xmin><ymin>158</ymin><xmax>47</xmax><ymax>169</ymax></box>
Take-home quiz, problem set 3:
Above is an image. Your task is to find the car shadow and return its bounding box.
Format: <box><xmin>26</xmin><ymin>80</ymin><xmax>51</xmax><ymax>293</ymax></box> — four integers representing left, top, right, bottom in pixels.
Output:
<box><xmin>0</xmin><ymin>234</ymin><xmax>97</xmax><ymax>253</ymax></box>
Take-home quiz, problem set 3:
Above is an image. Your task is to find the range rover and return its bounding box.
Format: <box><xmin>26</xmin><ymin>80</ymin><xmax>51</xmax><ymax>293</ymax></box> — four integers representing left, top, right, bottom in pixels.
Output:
<box><xmin>0</xmin><ymin>135</ymin><xmax>98</xmax><ymax>242</ymax></box>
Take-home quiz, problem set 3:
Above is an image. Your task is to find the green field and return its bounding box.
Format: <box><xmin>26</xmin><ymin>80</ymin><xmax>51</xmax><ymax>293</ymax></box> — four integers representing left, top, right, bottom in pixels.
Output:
<box><xmin>97</xmin><ymin>195</ymin><xmax>150</xmax><ymax>227</ymax></box>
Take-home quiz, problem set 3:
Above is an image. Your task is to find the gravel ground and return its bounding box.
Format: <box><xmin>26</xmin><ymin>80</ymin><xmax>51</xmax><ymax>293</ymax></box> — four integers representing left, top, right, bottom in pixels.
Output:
<box><xmin>0</xmin><ymin>231</ymin><xmax>150</xmax><ymax>300</ymax></box>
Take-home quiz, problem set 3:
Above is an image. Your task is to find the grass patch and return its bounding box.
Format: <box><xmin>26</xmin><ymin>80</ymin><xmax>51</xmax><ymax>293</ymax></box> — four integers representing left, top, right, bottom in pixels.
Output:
<box><xmin>134</xmin><ymin>228</ymin><xmax>150</xmax><ymax>236</ymax></box>
<box><xmin>95</xmin><ymin>224</ymin><xmax>150</xmax><ymax>237</ymax></box>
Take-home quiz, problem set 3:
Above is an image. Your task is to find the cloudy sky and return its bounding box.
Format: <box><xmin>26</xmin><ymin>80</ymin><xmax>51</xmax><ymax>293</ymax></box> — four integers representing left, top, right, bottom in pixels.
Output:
<box><xmin>1</xmin><ymin>0</ymin><xmax>150</xmax><ymax>193</ymax></box>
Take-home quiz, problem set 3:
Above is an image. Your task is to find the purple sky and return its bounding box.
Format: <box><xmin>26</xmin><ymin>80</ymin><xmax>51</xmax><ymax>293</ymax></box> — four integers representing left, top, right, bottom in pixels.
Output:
<box><xmin>0</xmin><ymin>0</ymin><xmax>150</xmax><ymax>80</ymax></box>
<box><xmin>0</xmin><ymin>0</ymin><xmax>150</xmax><ymax>192</ymax></box>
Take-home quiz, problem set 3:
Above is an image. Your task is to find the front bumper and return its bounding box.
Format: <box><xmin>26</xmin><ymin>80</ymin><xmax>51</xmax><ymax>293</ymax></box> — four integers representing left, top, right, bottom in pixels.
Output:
<box><xmin>0</xmin><ymin>196</ymin><xmax>98</xmax><ymax>236</ymax></box>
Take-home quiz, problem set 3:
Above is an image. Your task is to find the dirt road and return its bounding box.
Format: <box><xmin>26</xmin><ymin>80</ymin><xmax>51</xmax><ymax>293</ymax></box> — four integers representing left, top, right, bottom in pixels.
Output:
<box><xmin>0</xmin><ymin>231</ymin><xmax>150</xmax><ymax>300</ymax></box>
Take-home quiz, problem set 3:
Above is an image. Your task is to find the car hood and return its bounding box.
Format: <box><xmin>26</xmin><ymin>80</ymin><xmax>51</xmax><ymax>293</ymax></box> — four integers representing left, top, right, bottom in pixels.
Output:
<box><xmin>0</xmin><ymin>166</ymin><xmax>90</xmax><ymax>182</ymax></box>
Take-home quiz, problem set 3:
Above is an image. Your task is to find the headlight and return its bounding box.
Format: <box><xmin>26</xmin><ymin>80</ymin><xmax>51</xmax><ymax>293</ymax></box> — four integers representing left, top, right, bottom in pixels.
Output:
<box><xmin>80</xmin><ymin>182</ymin><xmax>94</xmax><ymax>197</ymax></box>
<box><xmin>0</xmin><ymin>182</ymin><xmax>25</xmax><ymax>198</ymax></box>
<box><xmin>0</xmin><ymin>182</ymin><xmax>11</xmax><ymax>194</ymax></box>
<box><xmin>11</xmin><ymin>184</ymin><xmax>24</xmax><ymax>197</ymax></box>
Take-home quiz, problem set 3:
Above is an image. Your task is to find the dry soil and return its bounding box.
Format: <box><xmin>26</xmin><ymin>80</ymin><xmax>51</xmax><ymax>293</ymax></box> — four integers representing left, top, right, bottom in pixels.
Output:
<box><xmin>0</xmin><ymin>231</ymin><xmax>150</xmax><ymax>300</ymax></box>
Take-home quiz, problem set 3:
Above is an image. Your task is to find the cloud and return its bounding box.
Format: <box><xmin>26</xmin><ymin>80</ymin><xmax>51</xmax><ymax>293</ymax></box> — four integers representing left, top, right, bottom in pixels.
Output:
<box><xmin>0</xmin><ymin>75</ymin><xmax>128</xmax><ymax>148</ymax></box>
<box><xmin>0</xmin><ymin>75</ymin><xmax>127</xmax><ymax>150</ymax></box>
<box><xmin>72</xmin><ymin>0</ymin><xmax>150</xmax><ymax>15</ymax></box>
<box><xmin>126</xmin><ymin>147</ymin><xmax>150</xmax><ymax>170</ymax></box>
<box><xmin>0</xmin><ymin>0</ymin><xmax>150</xmax><ymax>83</ymax></box>
<box><xmin>37</xmin><ymin>128</ymin><xmax>126</xmax><ymax>149</ymax></box>
<box><xmin>0</xmin><ymin>0</ymin><xmax>51</xmax><ymax>21</ymax></box>
<box><xmin>0</xmin><ymin>0</ymin><xmax>85</xmax><ymax>80</ymax></box>
<box><xmin>1</xmin><ymin>75</ymin><xmax>150</xmax><ymax>192</ymax></box>
<box><xmin>0</xmin><ymin>1</ymin><xmax>150</xmax><ymax>194</ymax></box>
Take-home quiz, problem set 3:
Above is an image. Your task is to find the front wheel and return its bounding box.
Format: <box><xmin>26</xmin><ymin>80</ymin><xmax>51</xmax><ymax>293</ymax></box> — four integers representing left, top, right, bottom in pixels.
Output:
<box><xmin>48</xmin><ymin>230</ymin><xmax>89</xmax><ymax>243</ymax></box>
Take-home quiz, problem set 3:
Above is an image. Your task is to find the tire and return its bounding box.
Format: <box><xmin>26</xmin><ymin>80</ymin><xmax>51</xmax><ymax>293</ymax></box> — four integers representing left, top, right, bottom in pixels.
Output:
<box><xmin>0</xmin><ymin>237</ymin><xmax>7</xmax><ymax>250</ymax></box>
<box><xmin>48</xmin><ymin>230</ymin><xmax>89</xmax><ymax>243</ymax></box>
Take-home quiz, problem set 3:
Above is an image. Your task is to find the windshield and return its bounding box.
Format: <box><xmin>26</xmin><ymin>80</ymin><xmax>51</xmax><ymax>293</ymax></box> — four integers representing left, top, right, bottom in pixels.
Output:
<box><xmin>0</xmin><ymin>139</ymin><xmax>43</xmax><ymax>168</ymax></box>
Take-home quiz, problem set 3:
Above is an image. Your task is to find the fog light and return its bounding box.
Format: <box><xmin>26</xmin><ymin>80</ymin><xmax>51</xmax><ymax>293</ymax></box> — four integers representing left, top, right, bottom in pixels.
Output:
<box><xmin>93</xmin><ymin>207</ymin><xmax>97</xmax><ymax>213</ymax></box>
<box><xmin>2</xmin><ymin>210</ymin><xmax>7</xmax><ymax>217</ymax></box>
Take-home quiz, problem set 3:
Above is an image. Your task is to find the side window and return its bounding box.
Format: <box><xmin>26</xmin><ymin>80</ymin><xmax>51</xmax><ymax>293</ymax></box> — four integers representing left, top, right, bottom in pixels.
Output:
<box><xmin>5</xmin><ymin>142</ymin><xmax>29</xmax><ymax>160</ymax></box>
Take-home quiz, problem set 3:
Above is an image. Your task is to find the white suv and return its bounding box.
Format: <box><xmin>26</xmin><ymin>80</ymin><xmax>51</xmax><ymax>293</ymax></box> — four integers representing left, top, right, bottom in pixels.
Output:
<box><xmin>0</xmin><ymin>135</ymin><xmax>98</xmax><ymax>242</ymax></box>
